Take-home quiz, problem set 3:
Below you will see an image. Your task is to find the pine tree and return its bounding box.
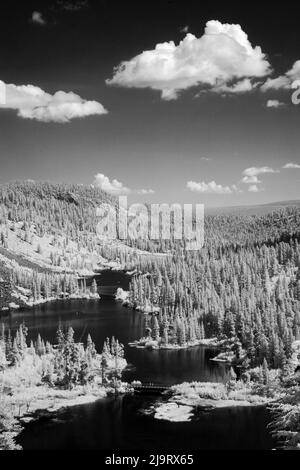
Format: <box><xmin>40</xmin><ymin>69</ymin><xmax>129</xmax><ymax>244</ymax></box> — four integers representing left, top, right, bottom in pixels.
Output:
<box><xmin>152</xmin><ymin>316</ymin><xmax>160</xmax><ymax>342</ymax></box>
<box><xmin>262</xmin><ymin>358</ymin><xmax>270</xmax><ymax>385</ymax></box>
<box><xmin>56</xmin><ymin>324</ymin><xmax>65</xmax><ymax>351</ymax></box>
<box><xmin>86</xmin><ymin>334</ymin><xmax>97</xmax><ymax>363</ymax></box>
<box><xmin>91</xmin><ymin>279</ymin><xmax>98</xmax><ymax>295</ymax></box>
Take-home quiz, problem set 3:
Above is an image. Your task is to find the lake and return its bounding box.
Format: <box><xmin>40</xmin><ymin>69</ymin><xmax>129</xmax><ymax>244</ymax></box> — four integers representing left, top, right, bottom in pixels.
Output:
<box><xmin>1</xmin><ymin>270</ymin><xmax>276</xmax><ymax>450</ymax></box>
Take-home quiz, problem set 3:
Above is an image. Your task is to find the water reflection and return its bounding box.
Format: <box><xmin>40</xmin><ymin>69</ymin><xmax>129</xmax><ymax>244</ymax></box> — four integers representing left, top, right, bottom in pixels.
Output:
<box><xmin>1</xmin><ymin>278</ymin><xmax>275</xmax><ymax>450</ymax></box>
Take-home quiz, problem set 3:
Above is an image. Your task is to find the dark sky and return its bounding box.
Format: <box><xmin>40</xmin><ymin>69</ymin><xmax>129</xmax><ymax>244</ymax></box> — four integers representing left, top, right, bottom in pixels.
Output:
<box><xmin>0</xmin><ymin>0</ymin><xmax>299</xmax><ymax>206</ymax></box>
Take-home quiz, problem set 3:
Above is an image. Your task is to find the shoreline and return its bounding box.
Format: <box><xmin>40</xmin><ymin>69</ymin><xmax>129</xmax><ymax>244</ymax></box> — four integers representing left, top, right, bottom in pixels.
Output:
<box><xmin>1</xmin><ymin>263</ymin><xmax>132</xmax><ymax>314</ymax></box>
<box><xmin>0</xmin><ymin>293</ymin><xmax>101</xmax><ymax>314</ymax></box>
<box><xmin>128</xmin><ymin>337</ymin><xmax>221</xmax><ymax>351</ymax></box>
<box><xmin>150</xmin><ymin>399</ymin><xmax>269</xmax><ymax>423</ymax></box>
<box><xmin>115</xmin><ymin>290</ymin><xmax>227</xmax><ymax>353</ymax></box>
<box><xmin>5</xmin><ymin>382</ymin><xmax>133</xmax><ymax>447</ymax></box>
<box><xmin>17</xmin><ymin>382</ymin><xmax>132</xmax><ymax>423</ymax></box>
<box><xmin>115</xmin><ymin>290</ymin><xmax>240</xmax><ymax>356</ymax></box>
<box><xmin>147</xmin><ymin>381</ymin><xmax>273</xmax><ymax>423</ymax></box>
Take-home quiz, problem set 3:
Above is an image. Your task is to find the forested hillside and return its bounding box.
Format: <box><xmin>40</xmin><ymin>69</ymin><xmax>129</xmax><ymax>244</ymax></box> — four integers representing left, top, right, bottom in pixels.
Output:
<box><xmin>0</xmin><ymin>181</ymin><xmax>134</xmax><ymax>308</ymax></box>
<box><xmin>1</xmin><ymin>181</ymin><xmax>300</xmax><ymax>372</ymax></box>
<box><xmin>126</xmin><ymin>207</ymin><xmax>300</xmax><ymax>371</ymax></box>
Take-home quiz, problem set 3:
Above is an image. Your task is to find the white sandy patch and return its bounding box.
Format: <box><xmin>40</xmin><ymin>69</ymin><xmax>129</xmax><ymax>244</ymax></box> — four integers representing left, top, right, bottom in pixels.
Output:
<box><xmin>154</xmin><ymin>402</ymin><xmax>194</xmax><ymax>422</ymax></box>
<box><xmin>115</xmin><ymin>288</ymin><xmax>129</xmax><ymax>302</ymax></box>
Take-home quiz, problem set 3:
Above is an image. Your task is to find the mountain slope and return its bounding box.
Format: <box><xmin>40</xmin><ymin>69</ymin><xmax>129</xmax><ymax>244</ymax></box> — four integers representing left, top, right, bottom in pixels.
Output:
<box><xmin>206</xmin><ymin>200</ymin><xmax>300</xmax><ymax>217</ymax></box>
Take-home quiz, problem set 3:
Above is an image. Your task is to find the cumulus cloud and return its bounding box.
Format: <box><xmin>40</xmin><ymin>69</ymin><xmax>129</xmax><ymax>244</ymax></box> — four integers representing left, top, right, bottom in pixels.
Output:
<box><xmin>248</xmin><ymin>184</ymin><xmax>261</xmax><ymax>193</ymax></box>
<box><xmin>242</xmin><ymin>167</ymin><xmax>279</xmax><ymax>177</ymax></box>
<box><xmin>261</xmin><ymin>75</ymin><xmax>290</xmax><ymax>92</ymax></box>
<box><xmin>94</xmin><ymin>174</ymin><xmax>130</xmax><ymax>195</ymax></box>
<box><xmin>213</xmin><ymin>78</ymin><xmax>259</xmax><ymax>94</ymax></box>
<box><xmin>107</xmin><ymin>20</ymin><xmax>271</xmax><ymax>100</ymax></box>
<box><xmin>0</xmin><ymin>81</ymin><xmax>5</xmax><ymax>105</ymax></box>
<box><xmin>241</xmin><ymin>175</ymin><xmax>262</xmax><ymax>184</ymax></box>
<box><xmin>187</xmin><ymin>180</ymin><xmax>237</xmax><ymax>194</ymax></box>
<box><xmin>241</xmin><ymin>166</ymin><xmax>279</xmax><ymax>192</ymax></box>
<box><xmin>31</xmin><ymin>11</ymin><xmax>46</xmax><ymax>25</ymax></box>
<box><xmin>93</xmin><ymin>173</ymin><xmax>154</xmax><ymax>196</ymax></box>
<box><xmin>261</xmin><ymin>60</ymin><xmax>300</xmax><ymax>91</ymax></box>
<box><xmin>286</xmin><ymin>60</ymin><xmax>300</xmax><ymax>82</ymax></box>
<box><xmin>0</xmin><ymin>80</ymin><xmax>107</xmax><ymax>123</ymax></box>
<box><xmin>266</xmin><ymin>99</ymin><xmax>285</xmax><ymax>108</ymax></box>
<box><xmin>136</xmin><ymin>188</ymin><xmax>155</xmax><ymax>195</ymax></box>
<box><xmin>283</xmin><ymin>162</ymin><xmax>300</xmax><ymax>169</ymax></box>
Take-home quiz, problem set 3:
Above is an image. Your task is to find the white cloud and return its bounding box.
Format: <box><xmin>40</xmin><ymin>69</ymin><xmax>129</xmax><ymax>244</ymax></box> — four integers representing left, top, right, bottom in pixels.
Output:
<box><xmin>136</xmin><ymin>188</ymin><xmax>155</xmax><ymax>195</ymax></box>
<box><xmin>286</xmin><ymin>60</ymin><xmax>300</xmax><ymax>81</ymax></box>
<box><xmin>261</xmin><ymin>60</ymin><xmax>300</xmax><ymax>91</ymax></box>
<box><xmin>107</xmin><ymin>20</ymin><xmax>271</xmax><ymax>100</ymax></box>
<box><xmin>261</xmin><ymin>75</ymin><xmax>290</xmax><ymax>92</ymax></box>
<box><xmin>242</xmin><ymin>166</ymin><xmax>279</xmax><ymax>177</ymax></box>
<box><xmin>31</xmin><ymin>11</ymin><xmax>46</xmax><ymax>25</ymax></box>
<box><xmin>187</xmin><ymin>180</ymin><xmax>236</xmax><ymax>194</ymax></box>
<box><xmin>241</xmin><ymin>166</ymin><xmax>278</xmax><ymax>193</ymax></box>
<box><xmin>93</xmin><ymin>174</ymin><xmax>154</xmax><ymax>196</ymax></box>
<box><xmin>213</xmin><ymin>78</ymin><xmax>259</xmax><ymax>94</ymax></box>
<box><xmin>241</xmin><ymin>175</ymin><xmax>262</xmax><ymax>184</ymax></box>
<box><xmin>248</xmin><ymin>184</ymin><xmax>261</xmax><ymax>192</ymax></box>
<box><xmin>266</xmin><ymin>99</ymin><xmax>285</xmax><ymax>108</ymax></box>
<box><xmin>283</xmin><ymin>162</ymin><xmax>300</xmax><ymax>169</ymax></box>
<box><xmin>0</xmin><ymin>81</ymin><xmax>5</xmax><ymax>105</ymax></box>
<box><xmin>94</xmin><ymin>174</ymin><xmax>130</xmax><ymax>195</ymax></box>
<box><xmin>0</xmin><ymin>80</ymin><xmax>107</xmax><ymax>122</ymax></box>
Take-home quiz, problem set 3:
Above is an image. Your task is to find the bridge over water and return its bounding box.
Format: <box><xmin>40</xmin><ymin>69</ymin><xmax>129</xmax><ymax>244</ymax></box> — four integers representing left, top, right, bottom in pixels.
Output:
<box><xmin>82</xmin><ymin>269</ymin><xmax>132</xmax><ymax>297</ymax></box>
<box><xmin>132</xmin><ymin>383</ymin><xmax>171</xmax><ymax>395</ymax></box>
<box><xmin>98</xmin><ymin>285</ymin><xmax>120</xmax><ymax>297</ymax></box>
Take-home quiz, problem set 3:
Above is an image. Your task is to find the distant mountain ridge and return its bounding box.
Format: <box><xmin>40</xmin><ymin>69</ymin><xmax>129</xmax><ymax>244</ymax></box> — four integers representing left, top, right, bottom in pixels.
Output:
<box><xmin>206</xmin><ymin>199</ymin><xmax>300</xmax><ymax>216</ymax></box>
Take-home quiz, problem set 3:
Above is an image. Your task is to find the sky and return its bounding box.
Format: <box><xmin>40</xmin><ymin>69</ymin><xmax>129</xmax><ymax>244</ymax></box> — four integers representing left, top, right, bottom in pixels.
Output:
<box><xmin>0</xmin><ymin>0</ymin><xmax>299</xmax><ymax>207</ymax></box>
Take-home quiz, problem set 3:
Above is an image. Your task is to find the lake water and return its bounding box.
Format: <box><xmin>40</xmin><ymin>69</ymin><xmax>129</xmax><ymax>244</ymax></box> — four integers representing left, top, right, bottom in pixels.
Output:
<box><xmin>1</xmin><ymin>271</ymin><xmax>276</xmax><ymax>450</ymax></box>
